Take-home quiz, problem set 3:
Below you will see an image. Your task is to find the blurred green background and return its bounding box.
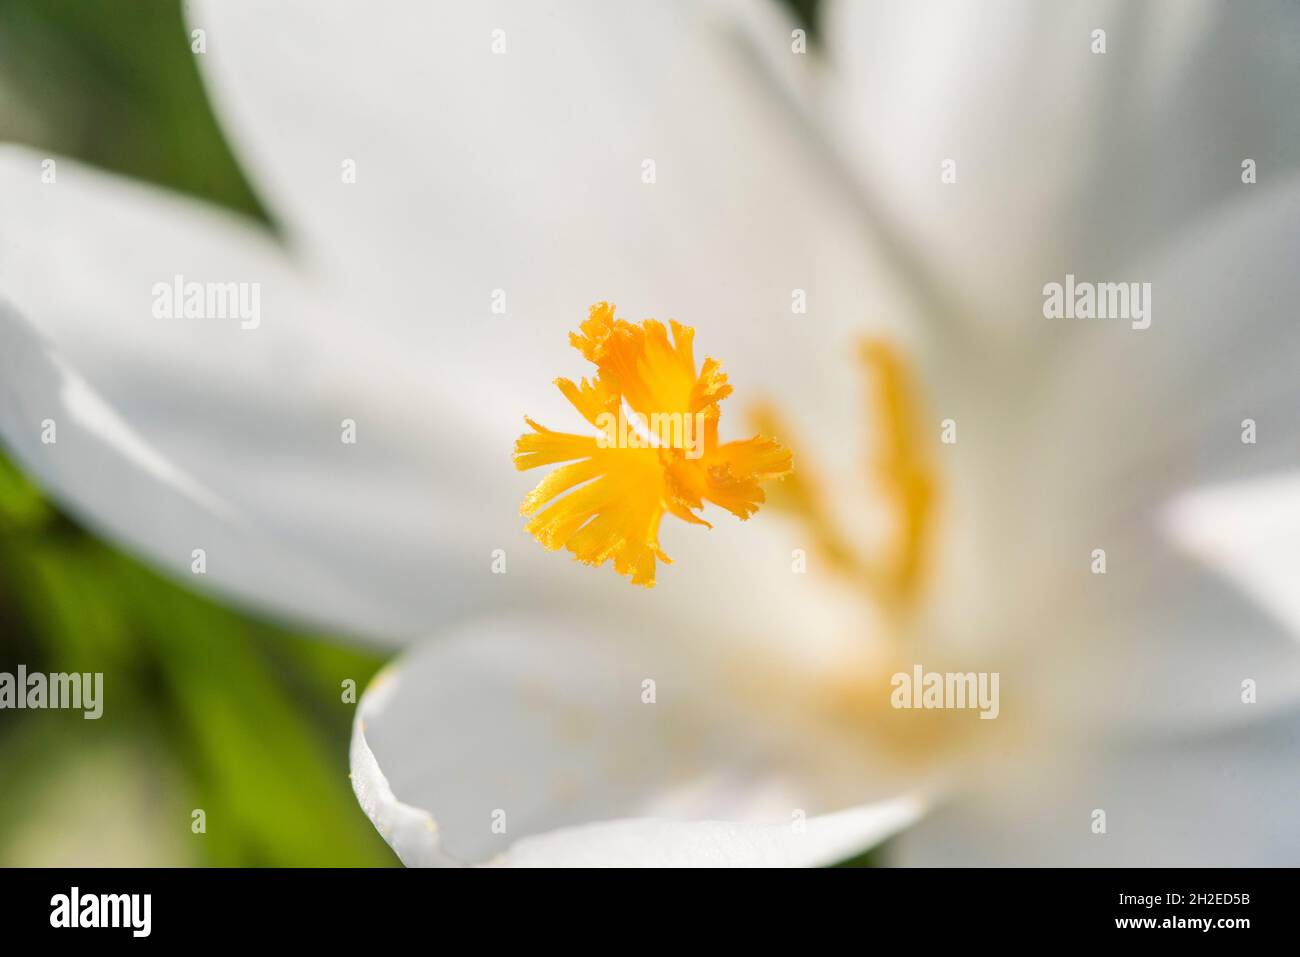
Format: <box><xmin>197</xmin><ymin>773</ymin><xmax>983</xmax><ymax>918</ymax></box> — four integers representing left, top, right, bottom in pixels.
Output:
<box><xmin>0</xmin><ymin>0</ymin><xmax>864</xmax><ymax>868</ymax></box>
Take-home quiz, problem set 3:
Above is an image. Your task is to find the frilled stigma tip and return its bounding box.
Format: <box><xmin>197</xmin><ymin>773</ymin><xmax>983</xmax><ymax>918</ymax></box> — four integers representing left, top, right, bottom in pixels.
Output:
<box><xmin>512</xmin><ymin>302</ymin><xmax>791</xmax><ymax>586</ymax></box>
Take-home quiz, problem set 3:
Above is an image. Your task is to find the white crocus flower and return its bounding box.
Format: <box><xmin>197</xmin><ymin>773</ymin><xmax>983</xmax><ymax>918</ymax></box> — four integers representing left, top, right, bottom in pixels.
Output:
<box><xmin>2</xmin><ymin>0</ymin><xmax>1298</xmax><ymax>866</ymax></box>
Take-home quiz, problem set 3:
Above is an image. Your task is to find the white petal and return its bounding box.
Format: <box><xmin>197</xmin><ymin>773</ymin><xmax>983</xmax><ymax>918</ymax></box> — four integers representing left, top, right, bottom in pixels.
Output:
<box><xmin>0</xmin><ymin>300</ymin><xmax>391</xmax><ymax>632</ymax></box>
<box><xmin>921</xmin><ymin>173</ymin><xmax>1300</xmax><ymax>732</ymax></box>
<box><xmin>350</xmin><ymin>616</ymin><xmax>928</xmax><ymax>867</ymax></box>
<box><xmin>1032</xmin><ymin>174</ymin><xmax>1300</xmax><ymax>515</ymax></box>
<box><xmin>1072</xmin><ymin>176</ymin><xmax>1300</xmax><ymax>726</ymax></box>
<box><xmin>1165</xmin><ymin>472</ymin><xmax>1300</xmax><ymax>649</ymax></box>
<box><xmin>824</xmin><ymin>0</ymin><xmax>1300</xmax><ymax>345</ymax></box>
<box><xmin>498</xmin><ymin>803</ymin><xmax>921</xmax><ymax>868</ymax></box>
<box><xmin>188</xmin><ymin>0</ymin><xmax>925</xmax><ymax>476</ymax></box>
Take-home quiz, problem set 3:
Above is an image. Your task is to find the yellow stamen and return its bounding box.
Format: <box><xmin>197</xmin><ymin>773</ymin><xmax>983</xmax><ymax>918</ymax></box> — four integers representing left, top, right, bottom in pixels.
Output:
<box><xmin>861</xmin><ymin>339</ymin><xmax>936</xmax><ymax>605</ymax></box>
<box><xmin>514</xmin><ymin>302</ymin><xmax>792</xmax><ymax>586</ymax></box>
<box><xmin>749</xmin><ymin>338</ymin><xmax>937</xmax><ymax>613</ymax></box>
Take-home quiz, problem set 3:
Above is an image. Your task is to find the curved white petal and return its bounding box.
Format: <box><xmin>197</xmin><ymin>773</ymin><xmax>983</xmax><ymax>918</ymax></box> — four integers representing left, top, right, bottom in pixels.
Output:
<box><xmin>825</xmin><ymin>0</ymin><xmax>1300</xmax><ymax>346</ymax></box>
<box><xmin>1031</xmin><ymin>173</ymin><xmax>1300</xmax><ymax>517</ymax></box>
<box><xmin>1165</xmin><ymin>472</ymin><xmax>1300</xmax><ymax>643</ymax></box>
<box><xmin>1064</xmin><ymin>175</ymin><xmax>1300</xmax><ymax>728</ymax></box>
<box><xmin>497</xmin><ymin>802</ymin><xmax>921</xmax><ymax>867</ymax></box>
<box><xmin>0</xmin><ymin>299</ymin><xmax>394</xmax><ymax>631</ymax></box>
<box><xmin>914</xmin><ymin>172</ymin><xmax>1300</xmax><ymax>735</ymax></box>
<box><xmin>350</xmin><ymin>616</ymin><xmax>929</xmax><ymax>867</ymax></box>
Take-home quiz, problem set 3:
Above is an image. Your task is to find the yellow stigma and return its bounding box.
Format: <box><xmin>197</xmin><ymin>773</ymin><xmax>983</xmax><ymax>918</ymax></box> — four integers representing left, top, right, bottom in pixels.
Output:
<box><xmin>513</xmin><ymin>302</ymin><xmax>792</xmax><ymax>586</ymax></box>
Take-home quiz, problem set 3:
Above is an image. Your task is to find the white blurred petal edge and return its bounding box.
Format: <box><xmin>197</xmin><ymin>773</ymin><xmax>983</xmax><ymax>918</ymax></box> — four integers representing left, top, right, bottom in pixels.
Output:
<box><xmin>0</xmin><ymin>296</ymin><xmax>402</xmax><ymax>634</ymax></box>
<box><xmin>1164</xmin><ymin>471</ymin><xmax>1300</xmax><ymax>643</ymax></box>
<box><xmin>349</xmin><ymin>617</ymin><xmax>927</xmax><ymax>868</ymax></box>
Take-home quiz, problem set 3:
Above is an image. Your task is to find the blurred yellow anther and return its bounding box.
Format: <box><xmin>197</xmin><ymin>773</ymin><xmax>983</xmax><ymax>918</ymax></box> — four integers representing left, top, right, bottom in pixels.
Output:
<box><xmin>861</xmin><ymin>339</ymin><xmax>936</xmax><ymax>605</ymax></box>
<box><xmin>513</xmin><ymin>302</ymin><xmax>792</xmax><ymax>586</ymax></box>
<box><xmin>751</xmin><ymin>338</ymin><xmax>936</xmax><ymax>613</ymax></box>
